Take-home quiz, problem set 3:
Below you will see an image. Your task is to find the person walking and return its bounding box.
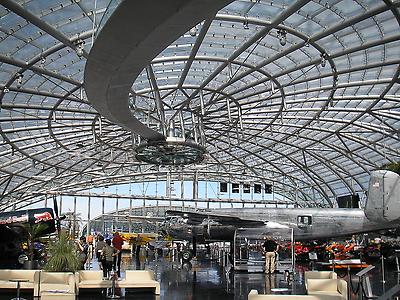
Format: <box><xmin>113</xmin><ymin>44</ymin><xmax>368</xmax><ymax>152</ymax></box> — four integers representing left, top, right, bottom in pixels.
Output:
<box><xmin>76</xmin><ymin>236</ymin><xmax>89</xmax><ymax>270</ymax></box>
<box><xmin>95</xmin><ymin>235</ymin><xmax>107</xmax><ymax>270</ymax></box>
<box><xmin>102</xmin><ymin>239</ymin><xmax>119</xmax><ymax>279</ymax></box>
<box><xmin>86</xmin><ymin>237</ymin><xmax>94</xmax><ymax>269</ymax></box>
<box><xmin>263</xmin><ymin>238</ymin><xmax>278</xmax><ymax>274</ymax></box>
<box><xmin>112</xmin><ymin>232</ymin><xmax>124</xmax><ymax>277</ymax></box>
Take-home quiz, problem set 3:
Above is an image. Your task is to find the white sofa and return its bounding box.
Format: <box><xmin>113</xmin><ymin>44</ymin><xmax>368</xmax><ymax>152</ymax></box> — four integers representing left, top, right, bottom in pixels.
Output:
<box><xmin>38</xmin><ymin>272</ymin><xmax>76</xmax><ymax>297</ymax></box>
<box><xmin>307</xmin><ymin>279</ymin><xmax>347</xmax><ymax>300</ymax></box>
<box><xmin>304</xmin><ymin>271</ymin><xmax>337</xmax><ymax>288</ymax></box>
<box><xmin>0</xmin><ymin>269</ymin><xmax>40</xmax><ymax>297</ymax></box>
<box><xmin>41</xmin><ymin>291</ymin><xmax>76</xmax><ymax>300</ymax></box>
<box><xmin>75</xmin><ymin>270</ymin><xmax>111</xmax><ymax>293</ymax></box>
<box><xmin>249</xmin><ymin>290</ymin><xmax>345</xmax><ymax>300</ymax></box>
<box><xmin>117</xmin><ymin>270</ymin><xmax>160</xmax><ymax>294</ymax></box>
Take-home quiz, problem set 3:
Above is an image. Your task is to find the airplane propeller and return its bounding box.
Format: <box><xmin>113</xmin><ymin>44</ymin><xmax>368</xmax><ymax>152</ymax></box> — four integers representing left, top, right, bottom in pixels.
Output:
<box><xmin>52</xmin><ymin>195</ymin><xmax>64</xmax><ymax>235</ymax></box>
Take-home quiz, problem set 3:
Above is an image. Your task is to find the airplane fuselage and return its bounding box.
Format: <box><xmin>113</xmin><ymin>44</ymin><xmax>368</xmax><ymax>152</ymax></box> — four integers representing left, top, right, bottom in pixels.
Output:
<box><xmin>164</xmin><ymin>207</ymin><xmax>400</xmax><ymax>242</ymax></box>
<box><xmin>232</xmin><ymin>207</ymin><xmax>398</xmax><ymax>240</ymax></box>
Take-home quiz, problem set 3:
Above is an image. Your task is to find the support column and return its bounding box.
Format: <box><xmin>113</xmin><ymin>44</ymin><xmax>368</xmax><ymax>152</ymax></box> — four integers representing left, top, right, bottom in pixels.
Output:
<box><xmin>111</xmin><ymin>196</ymin><xmax>115</xmax><ymax>232</ymax></box>
<box><xmin>193</xmin><ymin>171</ymin><xmax>198</xmax><ymax>208</ymax></box>
<box><xmin>228</xmin><ymin>181</ymin><xmax>231</xmax><ymax>204</ymax></box>
<box><xmin>262</xmin><ymin>181</ymin><xmax>266</xmax><ymax>208</ymax></box>
<box><xmin>206</xmin><ymin>179</ymin><xmax>209</xmax><ymax>209</ymax></box>
<box><xmin>87</xmin><ymin>195</ymin><xmax>91</xmax><ymax>236</ymax></box>
<box><xmin>116</xmin><ymin>195</ymin><xmax>119</xmax><ymax>232</ymax></box>
<box><xmin>59</xmin><ymin>194</ymin><xmax>63</xmax><ymax>216</ymax></box>
<box><xmin>166</xmin><ymin>171</ymin><xmax>171</xmax><ymax>198</ymax></box>
<box><xmin>240</xmin><ymin>183</ymin><xmax>242</xmax><ymax>203</ymax></box>
<box><xmin>73</xmin><ymin>196</ymin><xmax>77</xmax><ymax>238</ymax></box>
<box><xmin>205</xmin><ymin>175</ymin><xmax>208</xmax><ymax>208</ymax></box>
<box><xmin>181</xmin><ymin>175</ymin><xmax>184</xmax><ymax>198</ymax></box>
<box><xmin>129</xmin><ymin>182</ymin><xmax>133</xmax><ymax>232</ymax></box>
<box><xmin>101</xmin><ymin>196</ymin><xmax>105</xmax><ymax>233</ymax></box>
<box><xmin>273</xmin><ymin>181</ymin><xmax>275</xmax><ymax>205</ymax></box>
<box><xmin>181</xmin><ymin>175</ymin><xmax>184</xmax><ymax>208</ymax></box>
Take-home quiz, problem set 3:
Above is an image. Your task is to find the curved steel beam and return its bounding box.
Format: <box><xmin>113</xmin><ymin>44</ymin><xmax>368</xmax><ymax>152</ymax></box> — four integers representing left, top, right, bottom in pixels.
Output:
<box><xmin>84</xmin><ymin>0</ymin><xmax>232</xmax><ymax>141</ymax></box>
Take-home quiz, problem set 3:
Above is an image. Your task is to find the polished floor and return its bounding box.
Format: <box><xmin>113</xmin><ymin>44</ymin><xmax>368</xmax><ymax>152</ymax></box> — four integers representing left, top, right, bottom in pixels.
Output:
<box><xmin>1</xmin><ymin>252</ymin><xmax>400</xmax><ymax>299</ymax></box>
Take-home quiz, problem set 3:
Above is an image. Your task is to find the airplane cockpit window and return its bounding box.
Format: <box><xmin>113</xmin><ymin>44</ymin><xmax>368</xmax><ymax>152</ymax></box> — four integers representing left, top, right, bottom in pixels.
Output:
<box><xmin>297</xmin><ymin>215</ymin><xmax>312</xmax><ymax>227</ymax></box>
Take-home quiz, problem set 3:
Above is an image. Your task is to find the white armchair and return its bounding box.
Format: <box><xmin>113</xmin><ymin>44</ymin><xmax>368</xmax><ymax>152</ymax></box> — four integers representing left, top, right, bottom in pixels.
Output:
<box><xmin>117</xmin><ymin>270</ymin><xmax>160</xmax><ymax>294</ymax></box>
<box><xmin>304</xmin><ymin>271</ymin><xmax>337</xmax><ymax>289</ymax></box>
<box><xmin>38</xmin><ymin>272</ymin><xmax>76</xmax><ymax>296</ymax></box>
<box><xmin>0</xmin><ymin>269</ymin><xmax>40</xmax><ymax>297</ymax></box>
<box><xmin>248</xmin><ymin>289</ymin><xmax>346</xmax><ymax>300</ymax></box>
<box><xmin>75</xmin><ymin>270</ymin><xmax>111</xmax><ymax>293</ymax></box>
<box><xmin>307</xmin><ymin>279</ymin><xmax>347</xmax><ymax>300</ymax></box>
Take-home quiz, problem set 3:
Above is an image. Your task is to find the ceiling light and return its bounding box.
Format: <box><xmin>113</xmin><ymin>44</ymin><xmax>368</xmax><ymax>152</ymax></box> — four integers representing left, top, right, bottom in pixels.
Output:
<box><xmin>189</xmin><ymin>26</ymin><xmax>197</xmax><ymax>37</ymax></box>
<box><xmin>278</xmin><ymin>29</ymin><xmax>287</xmax><ymax>46</ymax></box>
<box><xmin>135</xmin><ymin>137</ymin><xmax>206</xmax><ymax>166</ymax></box>
<box><xmin>76</xmin><ymin>47</ymin><xmax>84</xmax><ymax>57</ymax></box>
<box><xmin>75</xmin><ymin>39</ymin><xmax>85</xmax><ymax>57</ymax></box>
<box><xmin>243</xmin><ymin>18</ymin><xmax>249</xmax><ymax>30</ymax></box>
<box><xmin>16</xmin><ymin>73</ymin><xmax>23</xmax><ymax>88</ymax></box>
<box><xmin>320</xmin><ymin>53</ymin><xmax>327</xmax><ymax>67</ymax></box>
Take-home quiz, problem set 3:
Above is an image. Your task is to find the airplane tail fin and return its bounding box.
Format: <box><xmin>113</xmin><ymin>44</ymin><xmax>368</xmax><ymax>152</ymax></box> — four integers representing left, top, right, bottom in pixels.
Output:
<box><xmin>365</xmin><ymin>170</ymin><xmax>400</xmax><ymax>223</ymax></box>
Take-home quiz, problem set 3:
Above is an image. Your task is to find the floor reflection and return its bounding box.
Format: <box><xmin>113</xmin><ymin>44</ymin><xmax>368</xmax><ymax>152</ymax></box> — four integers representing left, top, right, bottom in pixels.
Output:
<box><xmin>0</xmin><ymin>252</ymin><xmax>399</xmax><ymax>299</ymax></box>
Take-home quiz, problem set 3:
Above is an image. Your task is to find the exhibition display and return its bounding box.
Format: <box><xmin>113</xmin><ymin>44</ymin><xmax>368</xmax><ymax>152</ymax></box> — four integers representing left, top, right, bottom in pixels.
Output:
<box><xmin>0</xmin><ymin>0</ymin><xmax>399</xmax><ymax>299</ymax></box>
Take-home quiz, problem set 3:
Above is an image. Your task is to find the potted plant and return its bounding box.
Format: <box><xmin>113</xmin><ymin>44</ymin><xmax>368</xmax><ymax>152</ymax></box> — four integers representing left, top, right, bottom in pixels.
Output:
<box><xmin>44</xmin><ymin>231</ymin><xmax>80</xmax><ymax>272</ymax></box>
<box><xmin>21</xmin><ymin>223</ymin><xmax>48</xmax><ymax>269</ymax></box>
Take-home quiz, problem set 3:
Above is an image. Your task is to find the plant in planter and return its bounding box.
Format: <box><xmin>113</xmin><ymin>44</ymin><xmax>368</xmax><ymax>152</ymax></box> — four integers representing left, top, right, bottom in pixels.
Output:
<box><xmin>63</xmin><ymin>211</ymin><xmax>83</xmax><ymax>238</ymax></box>
<box><xmin>20</xmin><ymin>223</ymin><xmax>49</xmax><ymax>269</ymax></box>
<box><xmin>44</xmin><ymin>231</ymin><xmax>80</xmax><ymax>272</ymax></box>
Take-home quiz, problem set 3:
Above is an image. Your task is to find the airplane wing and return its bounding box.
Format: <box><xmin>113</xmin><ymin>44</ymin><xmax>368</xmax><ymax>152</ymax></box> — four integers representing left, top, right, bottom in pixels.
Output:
<box><xmin>165</xmin><ymin>210</ymin><xmax>265</xmax><ymax>227</ymax></box>
<box><xmin>103</xmin><ymin>214</ymin><xmax>165</xmax><ymax>222</ymax></box>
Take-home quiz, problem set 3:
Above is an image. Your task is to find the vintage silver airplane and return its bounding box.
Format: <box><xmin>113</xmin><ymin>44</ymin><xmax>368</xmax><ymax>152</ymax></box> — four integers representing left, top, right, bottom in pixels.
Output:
<box><xmin>162</xmin><ymin>169</ymin><xmax>400</xmax><ymax>243</ymax></box>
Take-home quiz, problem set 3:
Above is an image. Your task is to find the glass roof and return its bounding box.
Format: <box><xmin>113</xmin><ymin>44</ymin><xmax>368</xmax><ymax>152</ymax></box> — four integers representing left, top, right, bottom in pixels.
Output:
<box><xmin>0</xmin><ymin>0</ymin><xmax>399</xmax><ymax>210</ymax></box>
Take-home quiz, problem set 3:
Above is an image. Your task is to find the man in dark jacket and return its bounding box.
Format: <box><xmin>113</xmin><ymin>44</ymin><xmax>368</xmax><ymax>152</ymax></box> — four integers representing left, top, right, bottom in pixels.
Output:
<box><xmin>263</xmin><ymin>238</ymin><xmax>278</xmax><ymax>274</ymax></box>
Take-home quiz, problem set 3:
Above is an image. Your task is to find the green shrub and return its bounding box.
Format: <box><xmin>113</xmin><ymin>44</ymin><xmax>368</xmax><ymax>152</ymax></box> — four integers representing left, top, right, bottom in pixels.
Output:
<box><xmin>44</xmin><ymin>231</ymin><xmax>80</xmax><ymax>272</ymax></box>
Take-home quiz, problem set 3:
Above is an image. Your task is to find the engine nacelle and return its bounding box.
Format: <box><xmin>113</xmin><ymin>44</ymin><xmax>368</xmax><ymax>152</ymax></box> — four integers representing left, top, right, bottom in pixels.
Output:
<box><xmin>365</xmin><ymin>170</ymin><xmax>400</xmax><ymax>223</ymax></box>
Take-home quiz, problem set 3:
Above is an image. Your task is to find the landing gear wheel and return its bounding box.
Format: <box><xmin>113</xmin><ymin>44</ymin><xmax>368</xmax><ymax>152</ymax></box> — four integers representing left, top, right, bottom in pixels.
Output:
<box><xmin>182</xmin><ymin>250</ymin><xmax>193</xmax><ymax>261</ymax></box>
